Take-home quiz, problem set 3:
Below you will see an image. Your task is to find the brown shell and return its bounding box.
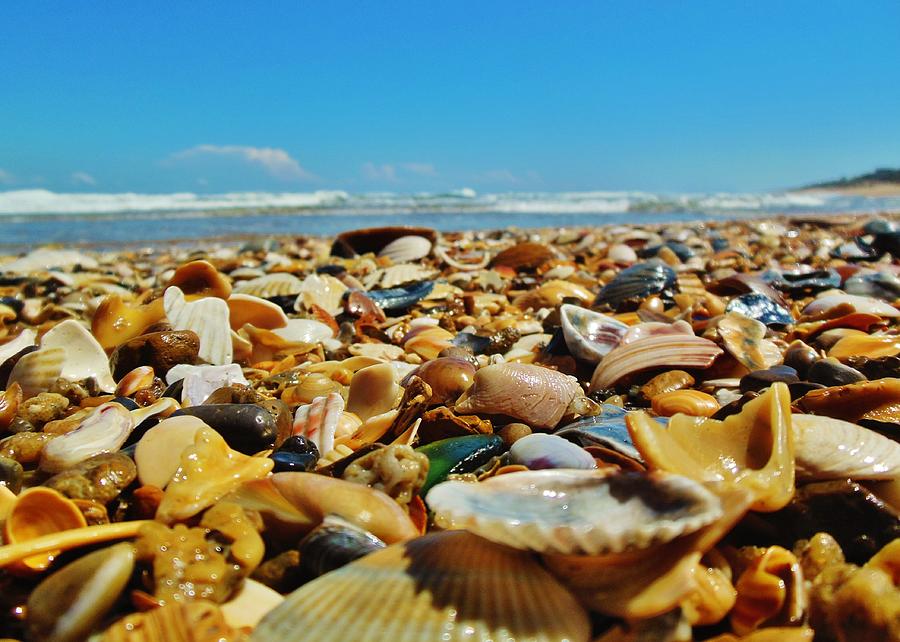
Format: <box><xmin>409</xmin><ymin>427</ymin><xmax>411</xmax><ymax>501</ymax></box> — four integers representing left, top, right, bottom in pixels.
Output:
<box><xmin>491</xmin><ymin>242</ymin><xmax>557</xmax><ymax>271</ymax></box>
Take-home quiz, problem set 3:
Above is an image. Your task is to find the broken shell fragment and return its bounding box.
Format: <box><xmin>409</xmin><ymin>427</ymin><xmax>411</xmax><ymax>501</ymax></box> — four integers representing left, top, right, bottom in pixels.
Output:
<box><xmin>166</xmin><ymin>259</ymin><xmax>232</xmax><ymax>299</ymax></box>
<box><xmin>39</xmin><ymin>402</ymin><xmax>134</xmax><ymax>473</ymax></box>
<box><xmin>717</xmin><ymin>312</ymin><xmax>782</xmax><ymax>372</ymax></box>
<box><xmin>2</xmin><ymin>487</ymin><xmax>88</xmax><ymax>572</ymax></box>
<box><xmin>560</xmin><ymin>304</ymin><xmax>629</xmax><ymax>363</ymax></box>
<box><xmin>163</xmin><ymin>286</ymin><xmax>232</xmax><ymax>365</ymax></box>
<box><xmin>455</xmin><ymin>362</ymin><xmax>583</xmax><ymax>429</ymax></box>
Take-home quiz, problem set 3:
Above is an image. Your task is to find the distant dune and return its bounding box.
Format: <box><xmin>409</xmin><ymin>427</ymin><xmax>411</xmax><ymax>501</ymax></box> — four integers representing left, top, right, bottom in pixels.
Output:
<box><xmin>795</xmin><ymin>168</ymin><xmax>900</xmax><ymax>196</ymax></box>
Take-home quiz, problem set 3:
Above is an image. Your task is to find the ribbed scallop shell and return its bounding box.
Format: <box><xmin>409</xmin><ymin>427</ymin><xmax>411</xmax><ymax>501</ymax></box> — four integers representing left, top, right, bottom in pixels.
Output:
<box><xmin>378</xmin><ymin>235</ymin><xmax>433</xmax><ymax>263</ymax></box>
<box><xmin>593</xmin><ymin>261</ymin><xmax>677</xmax><ymax>311</ymax></box>
<box><xmin>294</xmin><ymin>273</ymin><xmax>348</xmax><ymax>316</ymax></box>
<box><xmin>367</xmin><ymin>264</ymin><xmax>438</xmax><ymax>289</ymax></box>
<box><xmin>560</xmin><ymin>304</ymin><xmax>628</xmax><ymax>363</ymax></box>
<box><xmin>426</xmin><ymin>469</ymin><xmax>722</xmax><ymax>556</ymax></box>
<box><xmin>589</xmin><ymin>334</ymin><xmax>722</xmax><ymax>392</ymax></box>
<box><xmin>252</xmin><ymin>530</ymin><xmax>590</xmax><ymax>642</ymax></box>
<box><xmin>163</xmin><ymin>286</ymin><xmax>232</xmax><ymax>365</ymax></box>
<box><xmin>455</xmin><ymin>362</ymin><xmax>582</xmax><ymax>429</ymax></box>
<box><xmin>792</xmin><ymin>413</ymin><xmax>900</xmax><ymax>480</ymax></box>
<box><xmin>233</xmin><ymin>272</ymin><xmax>304</xmax><ymax>298</ymax></box>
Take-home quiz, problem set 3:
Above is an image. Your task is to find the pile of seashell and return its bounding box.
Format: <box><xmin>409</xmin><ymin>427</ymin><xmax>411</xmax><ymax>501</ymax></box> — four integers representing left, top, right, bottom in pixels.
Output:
<box><xmin>0</xmin><ymin>217</ymin><xmax>898</xmax><ymax>641</ymax></box>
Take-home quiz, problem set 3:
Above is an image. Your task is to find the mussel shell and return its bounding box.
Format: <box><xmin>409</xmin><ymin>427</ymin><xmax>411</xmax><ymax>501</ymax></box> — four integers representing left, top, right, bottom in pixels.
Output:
<box><xmin>416</xmin><ymin>434</ymin><xmax>505</xmax><ymax>496</ymax></box>
<box><xmin>270</xmin><ymin>435</ymin><xmax>320</xmax><ymax>473</ymax></box>
<box><xmin>366</xmin><ymin>281</ymin><xmax>434</xmax><ymax>311</ymax></box>
<box><xmin>725</xmin><ymin>293</ymin><xmax>794</xmax><ymax>326</ymax></box>
<box><xmin>637</xmin><ymin>241</ymin><xmax>694</xmax><ymax>261</ymax></box>
<box><xmin>760</xmin><ymin>268</ymin><xmax>841</xmax><ymax>294</ymax></box>
<box><xmin>593</xmin><ymin>261</ymin><xmax>677</xmax><ymax>311</ymax></box>
<box><xmin>450</xmin><ymin>331</ymin><xmax>492</xmax><ymax>355</ymax></box>
<box><xmin>299</xmin><ymin>516</ymin><xmax>386</xmax><ymax>579</ymax></box>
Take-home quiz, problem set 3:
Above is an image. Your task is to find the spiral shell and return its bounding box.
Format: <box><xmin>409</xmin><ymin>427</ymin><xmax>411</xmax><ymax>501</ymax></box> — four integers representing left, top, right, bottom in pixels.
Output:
<box><xmin>731</xmin><ymin>546</ymin><xmax>805</xmax><ymax>635</ymax></box>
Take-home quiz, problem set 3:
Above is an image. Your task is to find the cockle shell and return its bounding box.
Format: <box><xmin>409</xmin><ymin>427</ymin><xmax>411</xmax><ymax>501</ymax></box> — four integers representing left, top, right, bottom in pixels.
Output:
<box><xmin>233</xmin><ymin>272</ymin><xmax>304</xmax><ymax>298</ymax></box>
<box><xmin>589</xmin><ymin>333</ymin><xmax>723</xmax><ymax>392</ymax></box>
<box><xmin>39</xmin><ymin>402</ymin><xmax>134</xmax><ymax>473</ymax></box>
<box><xmin>9</xmin><ymin>319</ymin><xmax>116</xmax><ymax>398</ymax></box>
<box><xmin>367</xmin><ymin>264</ymin><xmax>437</xmax><ymax>289</ymax></box>
<box><xmin>627</xmin><ymin>382</ymin><xmax>795</xmax><ymax>512</ymax></box>
<box><xmin>155</xmin><ymin>427</ymin><xmax>274</xmax><ymax>524</ymax></box>
<box><xmin>802</xmin><ymin>292</ymin><xmax>900</xmax><ymax>318</ymax></box>
<box><xmin>731</xmin><ymin>545</ymin><xmax>805</xmax><ymax>635</ymax></box>
<box><xmin>717</xmin><ymin>312</ymin><xmax>782</xmax><ymax>372</ymax></box>
<box><xmin>560</xmin><ymin>304</ymin><xmax>629</xmax><ymax>363</ymax></box>
<box><xmin>2</xmin><ymin>487</ymin><xmax>87</xmax><ymax>572</ymax></box>
<box><xmin>27</xmin><ymin>542</ymin><xmax>135</xmax><ymax>642</ymax></box>
<box><xmin>226</xmin><ymin>293</ymin><xmax>288</xmax><ymax>330</ymax></box>
<box><xmin>792</xmin><ymin>413</ymin><xmax>900</xmax><ymax>480</ymax></box>
<box><xmin>252</xmin><ymin>530</ymin><xmax>590</xmax><ymax>642</ymax></box>
<box><xmin>271</xmin><ymin>472</ymin><xmax>418</xmax><ymax>544</ymax></box>
<box><xmin>220</xmin><ymin>579</ymin><xmax>284</xmax><ymax>630</ymax></box>
<box><xmin>455</xmin><ymin>362</ymin><xmax>583</xmax><ymax>429</ymax></box>
<box><xmin>378</xmin><ymin>234</ymin><xmax>433</xmax><ymax>262</ymax></box>
<box><xmin>295</xmin><ymin>273</ymin><xmax>347</xmax><ymax>316</ymax></box>
<box><xmin>163</xmin><ymin>286</ymin><xmax>232</xmax><ymax>365</ymax></box>
<box><xmin>427</xmin><ymin>469</ymin><xmax>722</xmax><ymax>555</ymax></box>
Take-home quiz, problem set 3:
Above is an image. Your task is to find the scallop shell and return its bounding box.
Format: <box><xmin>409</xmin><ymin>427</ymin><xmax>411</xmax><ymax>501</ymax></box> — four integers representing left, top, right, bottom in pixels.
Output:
<box><xmin>589</xmin><ymin>333</ymin><xmax>723</xmax><ymax>392</ymax></box>
<box><xmin>560</xmin><ymin>304</ymin><xmax>629</xmax><ymax>363</ymax></box>
<box><xmin>378</xmin><ymin>235</ymin><xmax>433</xmax><ymax>262</ymax></box>
<box><xmin>455</xmin><ymin>362</ymin><xmax>583</xmax><ymax>430</ymax></box>
<box><xmin>802</xmin><ymin>292</ymin><xmax>900</xmax><ymax>318</ymax></box>
<box><xmin>163</xmin><ymin>286</ymin><xmax>232</xmax><ymax>365</ymax></box>
<box><xmin>427</xmin><ymin>469</ymin><xmax>721</xmax><ymax>555</ymax></box>
<box><xmin>294</xmin><ymin>273</ymin><xmax>347</xmax><ymax>316</ymax></box>
<box><xmin>233</xmin><ymin>272</ymin><xmax>304</xmax><ymax>298</ymax></box>
<box><xmin>627</xmin><ymin>382</ymin><xmax>795</xmax><ymax>512</ymax></box>
<box><xmin>1</xmin><ymin>248</ymin><xmax>98</xmax><ymax>272</ymax></box>
<box><xmin>40</xmin><ymin>402</ymin><xmax>134</xmax><ymax>473</ymax></box>
<box><xmin>252</xmin><ymin>530</ymin><xmax>590</xmax><ymax>642</ymax></box>
<box><xmin>371</xmin><ymin>264</ymin><xmax>438</xmax><ymax>289</ymax></box>
<box><xmin>792</xmin><ymin>413</ymin><xmax>900</xmax><ymax>480</ymax></box>
<box><xmin>220</xmin><ymin>579</ymin><xmax>284</xmax><ymax>630</ymax></box>
<box><xmin>9</xmin><ymin>319</ymin><xmax>116</xmax><ymax>397</ymax></box>
<box><xmin>555</xmin><ymin>405</ymin><xmax>645</xmax><ymax>461</ymax></box>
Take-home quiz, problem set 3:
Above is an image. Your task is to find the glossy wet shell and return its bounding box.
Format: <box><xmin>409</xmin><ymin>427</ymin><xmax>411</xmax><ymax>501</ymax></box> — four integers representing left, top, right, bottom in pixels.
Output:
<box><xmin>426</xmin><ymin>469</ymin><xmax>722</xmax><ymax>555</ymax></box>
<box><xmin>593</xmin><ymin>261</ymin><xmax>677</xmax><ymax>310</ymax></box>
<box><xmin>252</xmin><ymin>530</ymin><xmax>590</xmax><ymax>642</ymax></box>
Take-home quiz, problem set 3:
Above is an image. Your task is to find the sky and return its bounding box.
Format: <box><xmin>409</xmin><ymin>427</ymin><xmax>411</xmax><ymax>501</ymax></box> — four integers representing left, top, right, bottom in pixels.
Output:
<box><xmin>1</xmin><ymin>1</ymin><xmax>899</xmax><ymax>194</ymax></box>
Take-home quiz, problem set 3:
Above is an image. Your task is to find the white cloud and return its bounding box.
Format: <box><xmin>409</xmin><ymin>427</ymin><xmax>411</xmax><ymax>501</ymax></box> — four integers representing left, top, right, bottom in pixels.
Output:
<box><xmin>170</xmin><ymin>145</ymin><xmax>316</xmax><ymax>181</ymax></box>
<box><xmin>0</xmin><ymin>169</ymin><xmax>14</xmax><ymax>185</ymax></box>
<box><xmin>71</xmin><ymin>171</ymin><xmax>97</xmax><ymax>186</ymax></box>
<box><xmin>362</xmin><ymin>162</ymin><xmax>398</xmax><ymax>182</ymax></box>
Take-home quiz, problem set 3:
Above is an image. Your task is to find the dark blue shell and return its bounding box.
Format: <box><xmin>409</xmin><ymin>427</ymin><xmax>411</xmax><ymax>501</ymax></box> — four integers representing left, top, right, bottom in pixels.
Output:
<box><xmin>593</xmin><ymin>261</ymin><xmax>677</xmax><ymax>310</ymax></box>
<box><xmin>554</xmin><ymin>404</ymin><xmax>667</xmax><ymax>462</ymax></box>
<box><xmin>725</xmin><ymin>293</ymin><xmax>794</xmax><ymax>326</ymax></box>
<box><xmin>831</xmin><ymin>238</ymin><xmax>881</xmax><ymax>261</ymax></box>
<box><xmin>451</xmin><ymin>331</ymin><xmax>492</xmax><ymax>354</ymax></box>
<box><xmin>710</xmin><ymin>235</ymin><xmax>729</xmax><ymax>252</ymax></box>
<box><xmin>366</xmin><ymin>281</ymin><xmax>434</xmax><ymax>311</ymax></box>
<box><xmin>844</xmin><ymin>271</ymin><xmax>900</xmax><ymax>300</ymax></box>
<box><xmin>760</xmin><ymin>269</ymin><xmax>840</xmax><ymax>294</ymax></box>
<box><xmin>863</xmin><ymin>219</ymin><xmax>898</xmax><ymax>235</ymax></box>
<box><xmin>638</xmin><ymin>242</ymin><xmax>694</xmax><ymax>262</ymax></box>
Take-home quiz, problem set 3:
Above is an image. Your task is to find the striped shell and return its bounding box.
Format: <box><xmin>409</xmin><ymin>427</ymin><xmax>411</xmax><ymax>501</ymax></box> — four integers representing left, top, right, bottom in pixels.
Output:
<box><xmin>377</xmin><ymin>235</ymin><xmax>433</xmax><ymax>263</ymax></box>
<box><xmin>593</xmin><ymin>261</ymin><xmax>677</xmax><ymax>311</ymax></box>
<box><xmin>427</xmin><ymin>469</ymin><xmax>722</xmax><ymax>555</ymax></box>
<box><xmin>651</xmin><ymin>390</ymin><xmax>719</xmax><ymax>417</ymax></box>
<box><xmin>792</xmin><ymin>413</ymin><xmax>900</xmax><ymax>480</ymax></box>
<box><xmin>560</xmin><ymin>304</ymin><xmax>628</xmax><ymax>363</ymax></box>
<box><xmin>252</xmin><ymin>530</ymin><xmax>590</xmax><ymax>642</ymax></box>
<box><xmin>731</xmin><ymin>546</ymin><xmax>805</xmax><ymax>635</ymax></box>
<box><xmin>295</xmin><ymin>274</ymin><xmax>347</xmax><ymax>316</ymax></box>
<box><xmin>164</xmin><ymin>286</ymin><xmax>232</xmax><ymax>365</ymax></box>
<box><xmin>233</xmin><ymin>272</ymin><xmax>304</xmax><ymax>298</ymax></box>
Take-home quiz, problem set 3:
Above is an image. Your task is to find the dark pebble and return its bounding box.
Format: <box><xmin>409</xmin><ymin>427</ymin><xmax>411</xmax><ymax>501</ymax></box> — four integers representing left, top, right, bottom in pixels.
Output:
<box><xmin>807</xmin><ymin>360</ymin><xmax>867</xmax><ymax>387</ymax></box>
<box><xmin>109</xmin><ymin>330</ymin><xmax>200</xmax><ymax>380</ymax></box>
<box><xmin>176</xmin><ymin>404</ymin><xmax>278</xmax><ymax>454</ymax></box>
<box><xmin>739</xmin><ymin>365</ymin><xmax>799</xmax><ymax>394</ymax></box>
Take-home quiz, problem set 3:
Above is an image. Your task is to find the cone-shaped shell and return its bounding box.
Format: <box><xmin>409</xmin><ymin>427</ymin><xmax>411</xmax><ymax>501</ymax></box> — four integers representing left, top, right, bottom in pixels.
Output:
<box><xmin>627</xmin><ymin>383</ymin><xmax>795</xmax><ymax>511</ymax></box>
<box><xmin>455</xmin><ymin>362</ymin><xmax>582</xmax><ymax>429</ymax></box>
<box><xmin>163</xmin><ymin>286</ymin><xmax>232</xmax><ymax>365</ymax></box>
<box><xmin>589</xmin><ymin>333</ymin><xmax>722</xmax><ymax>392</ymax></box>
<box><xmin>427</xmin><ymin>469</ymin><xmax>722</xmax><ymax>555</ymax></box>
<box><xmin>252</xmin><ymin>530</ymin><xmax>590</xmax><ymax>642</ymax></box>
<box><xmin>792</xmin><ymin>413</ymin><xmax>900</xmax><ymax>480</ymax></box>
<box><xmin>2</xmin><ymin>487</ymin><xmax>87</xmax><ymax>572</ymax></box>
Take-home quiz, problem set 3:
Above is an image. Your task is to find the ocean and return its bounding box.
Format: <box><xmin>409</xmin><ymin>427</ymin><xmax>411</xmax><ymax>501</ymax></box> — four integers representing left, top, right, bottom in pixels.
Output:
<box><xmin>1</xmin><ymin>188</ymin><xmax>898</xmax><ymax>249</ymax></box>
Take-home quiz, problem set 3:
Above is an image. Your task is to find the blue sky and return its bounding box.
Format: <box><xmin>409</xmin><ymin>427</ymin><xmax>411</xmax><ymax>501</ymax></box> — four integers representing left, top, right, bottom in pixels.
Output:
<box><xmin>1</xmin><ymin>1</ymin><xmax>898</xmax><ymax>194</ymax></box>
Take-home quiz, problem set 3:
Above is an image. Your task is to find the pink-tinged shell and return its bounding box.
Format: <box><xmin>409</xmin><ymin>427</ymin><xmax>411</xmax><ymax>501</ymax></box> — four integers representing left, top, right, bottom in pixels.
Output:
<box><xmin>292</xmin><ymin>392</ymin><xmax>344</xmax><ymax>456</ymax></box>
<box><xmin>559</xmin><ymin>304</ymin><xmax>628</xmax><ymax>363</ymax></box>
<box><xmin>589</xmin><ymin>334</ymin><xmax>723</xmax><ymax>392</ymax></box>
<box><xmin>251</xmin><ymin>530</ymin><xmax>590</xmax><ymax>642</ymax></box>
<box><xmin>455</xmin><ymin>362</ymin><xmax>583</xmax><ymax>429</ymax></box>
<box><xmin>802</xmin><ymin>293</ymin><xmax>900</xmax><ymax>317</ymax></box>
<box><xmin>620</xmin><ymin>320</ymin><xmax>694</xmax><ymax>345</ymax></box>
<box><xmin>39</xmin><ymin>402</ymin><xmax>134</xmax><ymax>473</ymax></box>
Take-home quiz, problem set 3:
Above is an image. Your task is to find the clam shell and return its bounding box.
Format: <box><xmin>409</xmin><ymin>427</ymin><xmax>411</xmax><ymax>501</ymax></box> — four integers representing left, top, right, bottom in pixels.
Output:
<box><xmin>163</xmin><ymin>286</ymin><xmax>232</xmax><ymax>366</ymax></box>
<box><xmin>589</xmin><ymin>333</ymin><xmax>723</xmax><ymax>392</ymax></box>
<box><xmin>508</xmin><ymin>433</ymin><xmax>597</xmax><ymax>470</ymax></box>
<box><xmin>332</xmin><ymin>226</ymin><xmax>437</xmax><ymax>258</ymax></box>
<box><xmin>491</xmin><ymin>241</ymin><xmax>557</xmax><ymax>270</ymax></box>
<box><xmin>40</xmin><ymin>402</ymin><xmax>134</xmax><ymax>473</ymax></box>
<box><xmin>226</xmin><ymin>293</ymin><xmax>288</xmax><ymax>330</ymax></box>
<box><xmin>9</xmin><ymin>319</ymin><xmax>115</xmax><ymax>397</ymax></box>
<box><xmin>0</xmin><ymin>328</ymin><xmax>36</xmax><ymax>367</ymax></box>
<box><xmin>378</xmin><ymin>235</ymin><xmax>433</xmax><ymax>262</ymax></box>
<box><xmin>272</xmin><ymin>318</ymin><xmax>334</xmax><ymax>343</ymax></box>
<box><xmin>2</xmin><ymin>487</ymin><xmax>87</xmax><ymax>572</ymax></box>
<box><xmin>294</xmin><ymin>273</ymin><xmax>348</xmax><ymax>316</ymax></box>
<box><xmin>1</xmin><ymin>248</ymin><xmax>98</xmax><ymax>272</ymax></box>
<box><xmin>651</xmin><ymin>390</ymin><xmax>719</xmax><ymax>418</ymax></box>
<box><xmin>560</xmin><ymin>304</ymin><xmax>628</xmax><ymax>363</ymax></box>
<box><xmin>455</xmin><ymin>362</ymin><xmax>583</xmax><ymax>429</ymax></box>
<box><xmin>347</xmin><ymin>362</ymin><xmax>401</xmax><ymax>422</ymax></box>
<box><xmin>233</xmin><ymin>272</ymin><xmax>304</xmax><ymax>298</ymax></box>
<box><xmin>802</xmin><ymin>292</ymin><xmax>900</xmax><ymax>318</ymax></box>
<box><xmin>252</xmin><ymin>530</ymin><xmax>590</xmax><ymax>642</ymax></box>
<box><xmin>427</xmin><ymin>469</ymin><xmax>722</xmax><ymax>555</ymax></box>
<box><xmin>717</xmin><ymin>312</ymin><xmax>782</xmax><ymax>372</ymax></box>
<box><xmin>792</xmin><ymin>413</ymin><xmax>900</xmax><ymax>480</ymax></box>
<box><xmin>593</xmin><ymin>261</ymin><xmax>677</xmax><ymax>311</ymax></box>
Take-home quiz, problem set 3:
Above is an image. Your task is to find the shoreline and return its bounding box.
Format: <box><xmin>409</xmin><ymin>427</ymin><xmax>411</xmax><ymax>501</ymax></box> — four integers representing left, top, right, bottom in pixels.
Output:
<box><xmin>792</xmin><ymin>183</ymin><xmax>900</xmax><ymax>197</ymax></box>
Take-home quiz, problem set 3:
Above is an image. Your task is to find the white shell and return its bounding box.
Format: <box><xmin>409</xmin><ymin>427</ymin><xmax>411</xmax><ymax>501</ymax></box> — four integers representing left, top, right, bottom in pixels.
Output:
<box><xmin>221</xmin><ymin>579</ymin><xmax>284</xmax><ymax>630</ymax></box>
<box><xmin>163</xmin><ymin>286</ymin><xmax>233</xmax><ymax>365</ymax></box>
<box><xmin>366</xmin><ymin>264</ymin><xmax>438</xmax><ymax>290</ymax></box>
<box><xmin>509</xmin><ymin>433</ymin><xmax>597</xmax><ymax>470</ymax></box>
<box><xmin>233</xmin><ymin>272</ymin><xmax>304</xmax><ymax>298</ymax></box>
<box><xmin>0</xmin><ymin>328</ymin><xmax>37</xmax><ymax>366</ymax></box>
<box><xmin>793</xmin><ymin>413</ymin><xmax>900</xmax><ymax>480</ymax></box>
<box><xmin>560</xmin><ymin>304</ymin><xmax>628</xmax><ymax>363</ymax></box>
<box><xmin>9</xmin><ymin>320</ymin><xmax>115</xmax><ymax>397</ymax></box>
<box><xmin>802</xmin><ymin>292</ymin><xmax>900</xmax><ymax>317</ymax></box>
<box><xmin>165</xmin><ymin>363</ymin><xmax>249</xmax><ymax>405</ymax></box>
<box><xmin>1</xmin><ymin>248</ymin><xmax>98</xmax><ymax>272</ymax></box>
<box><xmin>40</xmin><ymin>402</ymin><xmax>134</xmax><ymax>473</ymax></box>
<box><xmin>294</xmin><ymin>274</ymin><xmax>348</xmax><ymax>316</ymax></box>
<box><xmin>427</xmin><ymin>469</ymin><xmax>722</xmax><ymax>556</ymax></box>
<box><xmin>378</xmin><ymin>235</ymin><xmax>432</xmax><ymax>263</ymax></box>
<box><xmin>272</xmin><ymin>319</ymin><xmax>334</xmax><ymax>344</ymax></box>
